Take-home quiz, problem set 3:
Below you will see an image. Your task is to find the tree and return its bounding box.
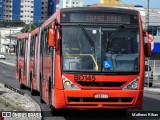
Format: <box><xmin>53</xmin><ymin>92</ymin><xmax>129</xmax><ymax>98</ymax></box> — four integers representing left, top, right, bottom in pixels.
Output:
<box><xmin>0</xmin><ymin>21</ymin><xmax>26</xmax><ymax>27</ymax></box>
<box><xmin>21</xmin><ymin>24</ymin><xmax>40</xmax><ymax>33</ymax></box>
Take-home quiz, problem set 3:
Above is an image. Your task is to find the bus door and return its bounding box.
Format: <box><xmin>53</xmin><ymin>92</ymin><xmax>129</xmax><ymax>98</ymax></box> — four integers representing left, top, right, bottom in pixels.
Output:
<box><xmin>33</xmin><ymin>34</ymin><xmax>39</xmax><ymax>90</ymax></box>
<box><xmin>40</xmin><ymin>30</ymin><xmax>45</xmax><ymax>99</ymax></box>
<box><xmin>16</xmin><ymin>40</ymin><xmax>20</xmax><ymax>80</ymax></box>
<box><xmin>45</xmin><ymin>27</ymin><xmax>54</xmax><ymax>104</ymax></box>
<box><xmin>42</xmin><ymin>27</ymin><xmax>53</xmax><ymax>103</ymax></box>
<box><xmin>29</xmin><ymin>35</ymin><xmax>36</xmax><ymax>87</ymax></box>
<box><xmin>25</xmin><ymin>34</ymin><xmax>31</xmax><ymax>87</ymax></box>
<box><xmin>37</xmin><ymin>29</ymin><xmax>42</xmax><ymax>92</ymax></box>
<box><xmin>19</xmin><ymin>38</ymin><xmax>26</xmax><ymax>84</ymax></box>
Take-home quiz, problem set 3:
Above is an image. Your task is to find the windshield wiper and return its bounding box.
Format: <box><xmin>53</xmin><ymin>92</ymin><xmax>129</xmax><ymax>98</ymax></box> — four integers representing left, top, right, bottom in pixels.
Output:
<box><xmin>107</xmin><ymin>24</ymin><xmax>125</xmax><ymax>44</ymax></box>
<box><xmin>79</xmin><ymin>24</ymin><xmax>94</xmax><ymax>47</ymax></box>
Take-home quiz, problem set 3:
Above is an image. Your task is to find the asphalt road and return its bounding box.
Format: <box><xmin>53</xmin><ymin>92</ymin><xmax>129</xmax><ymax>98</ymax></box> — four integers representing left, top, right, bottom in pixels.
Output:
<box><xmin>0</xmin><ymin>62</ymin><xmax>160</xmax><ymax>120</ymax></box>
<box><xmin>3</xmin><ymin>53</ymin><xmax>16</xmax><ymax>64</ymax></box>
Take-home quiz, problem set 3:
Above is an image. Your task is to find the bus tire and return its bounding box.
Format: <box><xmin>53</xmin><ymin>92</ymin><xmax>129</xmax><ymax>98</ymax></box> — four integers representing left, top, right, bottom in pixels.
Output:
<box><xmin>19</xmin><ymin>71</ymin><xmax>25</xmax><ymax>89</ymax></box>
<box><xmin>40</xmin><ymin>75</ymin><xmax>44</xmax><ymax>103</ymax></box>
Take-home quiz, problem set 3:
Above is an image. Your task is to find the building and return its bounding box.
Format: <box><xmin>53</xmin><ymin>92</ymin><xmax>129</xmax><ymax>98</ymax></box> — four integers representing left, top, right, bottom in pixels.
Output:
<box><xmin>56</xmin><ymin>0</ymin><xmax>60</xmax><ymax>10</ymax></box>
<box><xmin>100</xmin><ymin>0</ymin><xmax>120</xmax><ymax>6</ymax></box>
<box><xmin>145</xmin><ymin>9</ymin><xmax>160</xmax><ymax>59</ymax></box>
<box><xmin>0</xmin><ymin>0</ymin><xmax>4</xmax><ymax>20</ymax></box>
<box><xmin>0</xmin><ymin>27</ymin><xmax>23</xmax><ymax>53</ymax></box>
<box><xmin>63</xmin><ymin>0</ymin><xmax>84</xmax><ymax>8</ymax></box>
<box><xmin>0</xmin><ymin>0</ymin><xmax>57</xmax><ymax>24</ymax></box>
<box><xmin>91</xmin><ymin>0</ymin><xmax>134</xmax><ymax>7</ymax></box>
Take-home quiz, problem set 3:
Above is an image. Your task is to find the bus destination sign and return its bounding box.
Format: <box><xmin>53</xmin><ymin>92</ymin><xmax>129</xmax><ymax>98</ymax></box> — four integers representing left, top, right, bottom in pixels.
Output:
<box><xmin>61</xmin><ymin>13</ymin><xmax>134</xmax><ymax>24</ymax></box>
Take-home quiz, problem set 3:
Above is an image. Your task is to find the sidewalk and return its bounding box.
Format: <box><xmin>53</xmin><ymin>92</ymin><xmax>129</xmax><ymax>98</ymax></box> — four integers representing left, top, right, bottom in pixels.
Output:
<box><xmin>0</xmin><ymin>59</ymin><xmax>41</xmax><ymax>120</ymax></box>
<box><xmin>0</xmin><ymin>82</ymin><xmax>40</xmax><ymax>111</ymax></box>
<box><xmin>144</xmin><ymin>79</ymin><xmax>160</xmax><ymax>94</ymax></box>
<box><xmin>144</xmin><ymin>86</ymin><xmax>160</xmax><ymax>95</ymax></box>
<box><xmin>0</xmin><ymin>82</ymin><xmax>41</xmax><ymax>120</ymax></box>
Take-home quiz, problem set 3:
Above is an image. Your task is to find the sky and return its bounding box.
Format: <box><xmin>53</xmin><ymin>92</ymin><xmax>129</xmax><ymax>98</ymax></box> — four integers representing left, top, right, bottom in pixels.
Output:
<box><xmin>60</xmin><ymin>0</ymin><xmax>160</xmax><ymax>8</ymax></box>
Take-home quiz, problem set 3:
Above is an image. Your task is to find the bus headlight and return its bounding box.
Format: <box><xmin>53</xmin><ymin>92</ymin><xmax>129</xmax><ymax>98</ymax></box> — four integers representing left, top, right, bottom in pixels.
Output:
<box><xmin>123</xmin><ymin>77</ymin><xmax>139</xmax><ymax>90</ymax></box>
<box><xmin>62</xmin><ymin>76</ymin><xmax>80</xmax><ymax>90</ymax></box>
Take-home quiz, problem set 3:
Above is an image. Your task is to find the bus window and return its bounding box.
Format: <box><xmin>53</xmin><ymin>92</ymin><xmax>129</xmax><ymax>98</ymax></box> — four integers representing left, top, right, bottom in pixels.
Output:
<box><xmin>62</xmin><ymin>25</ymin><xmax>140</xmax><ymax>72</ymax></box>
<box><xmin>20</xmin><ymin>39</ymin><xmax>25</xmax><ymax>57</ymax></box>
<box><xmin>16</xmin><ymin>40</ymin><xmax>19</xmax><ymax>57</ymax></box>
<box><xmin>62</xmin><ymin>26</ymin><xmax>100</xmax><ymax>71</ymax></box>
<box><xmin>40</xmin><ymin>31</ymin><xmax>44</xmax><ymax>55</ymax></box>
<box><xmin>30</xmin><ymin>36</ymin><xmax>36</xmax><ymax>57</ymax></box>
<box><xmin>44</xmin><ymin>27</ymin><xmax>52</xmax><ymax>55</ymax></box>
<box><xmin>103</xmin><ymin>27</ymin><xmax>140</xmax><ymax>71</ymax></box>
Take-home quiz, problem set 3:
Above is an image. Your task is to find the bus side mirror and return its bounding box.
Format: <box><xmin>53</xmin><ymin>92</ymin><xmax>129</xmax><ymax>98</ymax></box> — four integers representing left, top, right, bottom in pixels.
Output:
<box><xmin>145</xmin><ymin>42</ymin><xmax>151</xmax><ymax>57</ymax></box>
<box><xmin>48</xmin><ymin>29</ymin><xmax>56</xmax><ymax>47</ymax></box>
<box><xmin>144</xmin><ymin>32</ymin><xmax>153</xmax><ymax>58</ymax></box>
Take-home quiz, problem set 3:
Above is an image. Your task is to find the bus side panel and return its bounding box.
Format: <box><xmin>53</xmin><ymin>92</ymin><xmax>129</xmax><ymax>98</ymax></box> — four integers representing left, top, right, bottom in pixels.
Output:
<box><xmin>32</xmin><ymin>34</ymin><xmax>40</xmax><ymax>91</ymax></box>
<box><xmin>19</xmin><ymin>57</ymin><xmax>27</xmax><ymax>86</ymax></box>
<box><xmin>45</xmin><ymin>56</ymin><xmax>52</xmax><ymax>105</ymax></box>
<box><xmin>55</xmin><ymin>38</ymin><xmax>63</xmax><ymax>90</ymax></box>
<box><xmin>16</xmin><ymin>41</ymin><xmax>19</xmax><ymax>80</ymax></box>
<box><xmin>29</xmin><ymin>57</ymin><xmax>34</xmax><ymax>86</ymax></box>
<box><xmin>138</xmin><ymin>12</ymin><xmax>145</xmax><ymax>90</ymax></box>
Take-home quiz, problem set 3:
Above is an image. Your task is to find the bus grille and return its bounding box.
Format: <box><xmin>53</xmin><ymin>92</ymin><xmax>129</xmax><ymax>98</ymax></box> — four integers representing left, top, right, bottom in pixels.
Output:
<box><xmin>68</xmin><ymin>97</ymin><xmax>133</xmax><ymax>103</ymax></box>
<box><xmin>76</xmin><ymin>81</ymin><xmax>125</xmax><ymax>87</ymax></box>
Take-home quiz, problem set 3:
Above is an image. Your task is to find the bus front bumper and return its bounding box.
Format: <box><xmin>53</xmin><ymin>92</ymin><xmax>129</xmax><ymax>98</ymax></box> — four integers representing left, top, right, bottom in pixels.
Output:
<box><xmin>54</xmin><ymin>89</ymin><xmax>143</xmax><ymax>110</ymax></box>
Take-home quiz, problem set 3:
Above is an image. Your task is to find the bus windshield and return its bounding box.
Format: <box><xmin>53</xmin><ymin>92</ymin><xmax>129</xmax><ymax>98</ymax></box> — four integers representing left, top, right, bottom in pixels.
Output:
<box><xmin>62</xmin><ymin>25</ymin><xmax>140</xmax><ymax>73</ymax></box>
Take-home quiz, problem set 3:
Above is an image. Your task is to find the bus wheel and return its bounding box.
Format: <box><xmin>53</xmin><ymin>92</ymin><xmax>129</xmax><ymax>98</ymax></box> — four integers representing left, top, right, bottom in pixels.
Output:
<box><xmin>40</xmin><ymin>76</ymin><xmax>44</xmax><ymax>103</ymax></box>
<box><xmin>19</xmin><ymin>75</ymin><xmax>25</xmax><ymax>89</ymax></box>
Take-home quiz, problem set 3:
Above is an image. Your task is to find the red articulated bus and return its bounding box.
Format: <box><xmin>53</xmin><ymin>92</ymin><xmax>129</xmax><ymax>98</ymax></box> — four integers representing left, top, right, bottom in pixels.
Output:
<box><xmin>16</xmin><ymin>7</ymin><xmax>151</xmax><ymax>114</ymax></box>
<box><xmin>16</xmin><ymin>33</ymin><xmax>30</xmax><ymax>89</ymax></box>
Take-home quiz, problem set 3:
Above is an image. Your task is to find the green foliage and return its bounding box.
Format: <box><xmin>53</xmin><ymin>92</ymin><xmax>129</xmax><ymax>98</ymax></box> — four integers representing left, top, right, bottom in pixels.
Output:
<box><xmin>0</xmin><ymin>20</ymin><xmax>26</xmax><ymax>27</ymax></box>
<box><xmin>21</xmin><ymin>24</ymin><xmax>40</xmax><ymax>33</ymax></box>
<box><xmin>0</xmin><ymin>98</ymin><xmax>16</xmax><ymax>110</ymax></box>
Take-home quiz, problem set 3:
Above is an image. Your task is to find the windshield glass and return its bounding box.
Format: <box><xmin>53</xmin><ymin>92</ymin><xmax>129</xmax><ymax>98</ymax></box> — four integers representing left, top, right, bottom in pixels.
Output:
<box><xmin>62</xmin><ymin>25</ymin><xmax>140</xmax><ymax>72</ymax></box>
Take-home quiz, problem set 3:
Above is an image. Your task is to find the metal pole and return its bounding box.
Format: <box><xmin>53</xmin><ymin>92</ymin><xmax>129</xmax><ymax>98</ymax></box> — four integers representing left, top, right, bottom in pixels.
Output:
<box><xmin>147</xmin><ymin>0</ymin><xmax>150</xmax><ymax>88</ymax></box>
<box><xmin>154</xmin><ymin>60</ymin><xmax>155</xmax><ymax>77</ymax></box>
<box><xmin>147</xmin><ymin>0</ymin><xmax>149</xmax><ymax>31</ymax></box>
<box><xmin>10</xmin><ymin>29</ymin><xmax>12</xmax><ymax>54</ymax></box>
<box><xmin>10</xmin><ymin>29</ymin><xmax>11</xmax><ymax>46</ymax></box>
<box><xmin>148</xmin><ymin>58</ymin><xmax>150</xmax><ymax>88</ymax></box>
<box><xmin>29</xmin><ymin>21</ymin><xmax>31</xmax><ymax>32</ymax></box>
<box><xmin>0</xmin><ymin>32</ymin><xmax>1</xmax><ymax>53</ymax></box>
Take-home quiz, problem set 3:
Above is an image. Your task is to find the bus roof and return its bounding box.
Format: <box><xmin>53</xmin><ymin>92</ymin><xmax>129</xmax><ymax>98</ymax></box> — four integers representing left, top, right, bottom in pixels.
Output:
<box><xmin>31</xmin><ymin>27</ymin><xmax>39</xmax><ymax>36</ymax></box>
<box><xmin>61</xmin><ymin>7</ymin><xmax>138</xmax><ymax>15</ymax></box>
<box><xmin>17</xmin><ymin>33</ymin><xmax>29</xmax><ymax>39</ymax></box>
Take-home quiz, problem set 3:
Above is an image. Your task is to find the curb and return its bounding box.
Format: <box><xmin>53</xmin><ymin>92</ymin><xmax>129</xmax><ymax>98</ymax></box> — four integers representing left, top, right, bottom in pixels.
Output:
<box><xmin>144</xmin><ymin>87</ymin><xmax>160</xmax><ymax>95</ymax></box>
<box><xmin>24</xmin><ymin>93</ymin><xmax>41</xmax><ymax>111</ymax></box>
<box><xmin>0</xmin><ymin>82</ymin><xmax>41</xmax><ymax>112</ymax></box>
<box><xmin>0</xmin><ymin>60</ymin><xmax>15</xmax><ymax>67</ymax></box>
<box><xmin>0</xmin><ymin>53</ymin><xmax>16</xmax><ymax>56</ymax></box>
<box><xmin>0</xmin><ymin>60</ymin><xmax>41</xmax><ymax>111</ymax></box>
